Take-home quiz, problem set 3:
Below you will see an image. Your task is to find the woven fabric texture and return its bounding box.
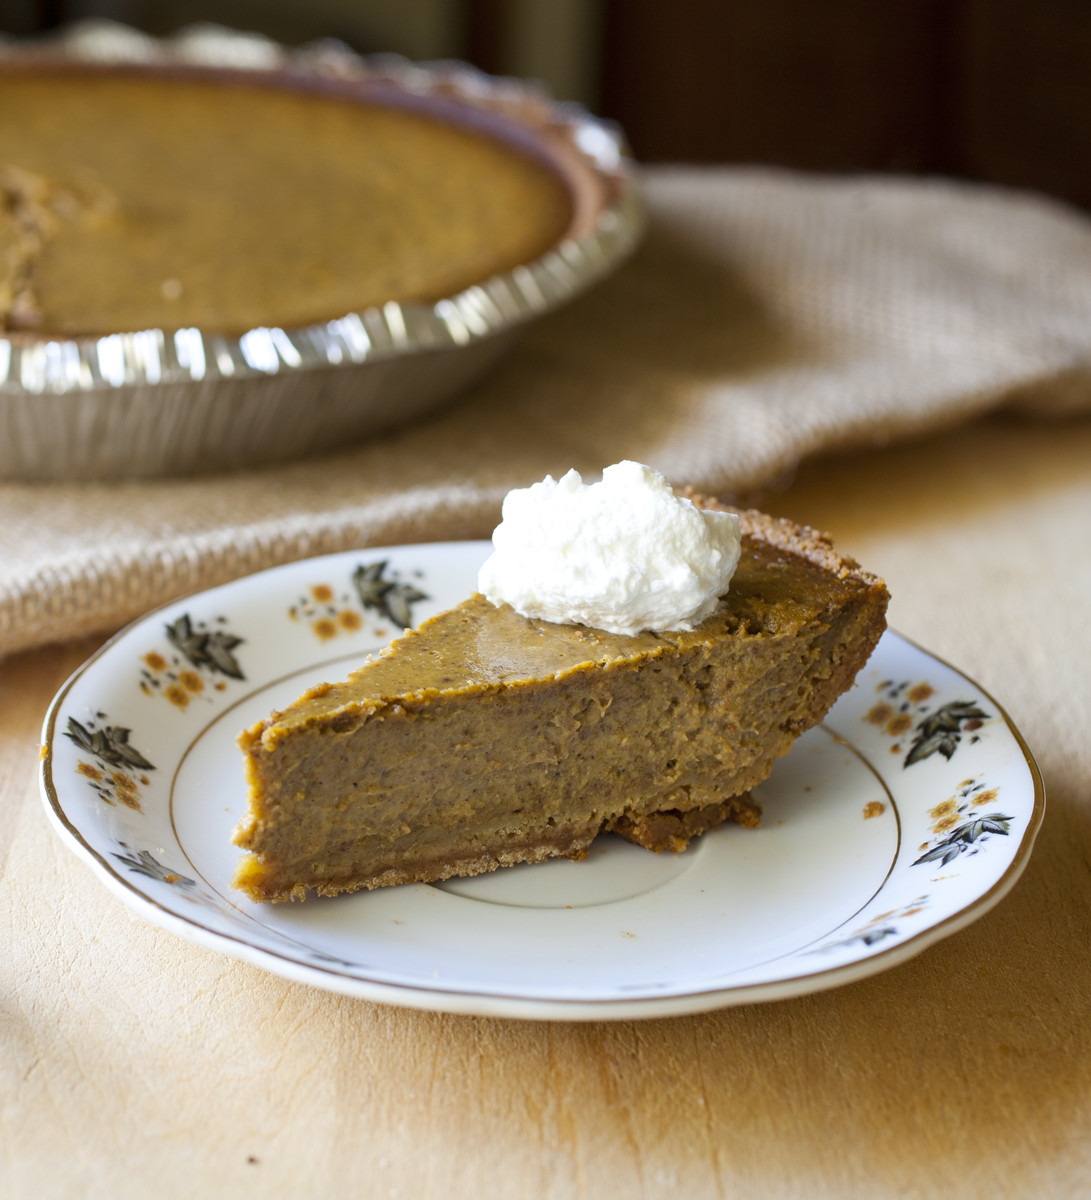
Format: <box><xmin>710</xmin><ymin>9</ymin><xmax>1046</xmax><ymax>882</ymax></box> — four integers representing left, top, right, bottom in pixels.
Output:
<box><xmin>4</xmin><ymin>165</ymin><xmax>1091</xmax><ymax>659</ymax></box>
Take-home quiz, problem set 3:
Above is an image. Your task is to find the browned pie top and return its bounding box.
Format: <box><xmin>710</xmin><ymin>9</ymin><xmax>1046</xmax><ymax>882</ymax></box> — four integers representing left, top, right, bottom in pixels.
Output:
<box><xmin>0</xmin><ymin>69</ymin><xmax>574</xmax><ymax>336</ymax></box>
<box><xmin>263</xmin><ymin>508</ymin><xmax>888</xmax><ymax>735</ymax></box>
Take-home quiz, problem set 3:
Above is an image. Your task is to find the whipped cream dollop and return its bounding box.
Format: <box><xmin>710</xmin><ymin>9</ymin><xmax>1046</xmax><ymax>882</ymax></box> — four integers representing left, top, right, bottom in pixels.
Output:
<box><xmin>477</xmin><ymin>461</ymin><xmax>742</xmax><ymax>636</ymax></box>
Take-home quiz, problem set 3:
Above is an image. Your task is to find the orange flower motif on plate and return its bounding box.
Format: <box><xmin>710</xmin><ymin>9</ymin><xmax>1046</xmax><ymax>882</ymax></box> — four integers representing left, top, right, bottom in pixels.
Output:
<box><xmin>866</xmin><ymin>679</ymin><xmax>991</xmax><ymax>767</ymax></box>
<box><xmin>64</xmin><ymin>716</ymin><xmax>154</xmax><ymax>811</ymax></box>
<box><xmin>288</xmin><ymin>560</ymin><xmax>429</xmax><ymax>642</ymax></box>
<box><xmin>139</xmin><ymin>613</ymin><xmax>245</xmax><ymax>709</ymax></box>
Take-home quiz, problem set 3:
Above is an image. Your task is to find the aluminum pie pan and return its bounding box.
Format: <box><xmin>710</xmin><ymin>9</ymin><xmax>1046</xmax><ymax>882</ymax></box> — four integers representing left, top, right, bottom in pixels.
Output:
<box><xmin>0</xmin><ymin>23</ymin><xmax>644</xmax><ymax>481</ymax></box>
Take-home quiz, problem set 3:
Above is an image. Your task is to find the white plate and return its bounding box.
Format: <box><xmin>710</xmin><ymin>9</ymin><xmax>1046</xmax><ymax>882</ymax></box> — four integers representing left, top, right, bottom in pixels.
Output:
<box><xmin>40</xmin><ymin>542</ymin><xmax>1044</xmax><ymax>1020</ymax></box>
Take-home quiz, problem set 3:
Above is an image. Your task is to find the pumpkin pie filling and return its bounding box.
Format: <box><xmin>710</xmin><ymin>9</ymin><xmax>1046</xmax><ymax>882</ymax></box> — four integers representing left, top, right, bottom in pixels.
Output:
<box><xmin>0</xmin><ymin>69</ymin><xmax>574</xmax><ymax>336</ymax></box>
<box><xmin>233</xmin><ymin>505</ymin><xmax>889</xmax><ymax>902</ymax></box>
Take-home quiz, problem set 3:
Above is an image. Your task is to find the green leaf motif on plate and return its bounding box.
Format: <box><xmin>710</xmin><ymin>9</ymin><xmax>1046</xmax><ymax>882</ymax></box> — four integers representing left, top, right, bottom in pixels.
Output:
<box><xmin>353</xmin><ymin>560</ymin><xmax>429</xmax><ymax>628</ymax></box>
<box><xmin>112</xmin><ymin>845</ymin><xmax>196</xmax><ymax>888</ymax></box>
<box><xmin>913</xmin><ymin>812</ymin><xmax>1013</xmax><ymax>866</ymax></box>
<box><xmin>166</xmin><ymin>614</ymin><xmax>245</xmax><ymax>680</ymax></box>
<box><xmin>905</xmin><ymin>700</ymin><xmax>991</xmax><ymax>767</ymax></box>
<box><xmin>65</xmin><ymin>716</ymin><xmax>155</xmax><ymax>772</ymax></box>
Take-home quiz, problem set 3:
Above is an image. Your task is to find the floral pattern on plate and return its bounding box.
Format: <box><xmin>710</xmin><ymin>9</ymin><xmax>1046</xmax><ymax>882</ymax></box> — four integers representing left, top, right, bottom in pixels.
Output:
<box><xmin>914</xmin><ymin>775</ymin><xmax>1013</xmax><ymax>866</ymax></box>
<box><xmin>815</xmin><ymin>895</ymin><xmax>932</xmax><ymax>952</ymax></box>
<box><xmin>288</xmin><ymin>559</ymin><xmax>429</xmax><ymax>643</ymax></box>
<box><xmin>139</xmin><ymin>613</ymin><xmax>246</xmax><ymax>709</ymax></box>
<box><xmin>40</xmin><ymin>542</ymin><xmax>1044</xmax><ymax>1020</ymax></box>
<box><xmin>865</xmin><ymin>679</ymin><xmax>992</xmax><ymax>767</ymax></box>
<box><xmin>65</xmin><ymin>714</ymin><xmax>155</xmax><ymax>811</ymax></box>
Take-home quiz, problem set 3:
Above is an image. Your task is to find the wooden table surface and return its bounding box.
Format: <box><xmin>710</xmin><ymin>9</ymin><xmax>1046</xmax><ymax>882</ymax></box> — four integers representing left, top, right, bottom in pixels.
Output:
<box><xmin>3</xmin><ymin>413</ymin><xmax>1089</xmax><ymax>1199</ymax></box>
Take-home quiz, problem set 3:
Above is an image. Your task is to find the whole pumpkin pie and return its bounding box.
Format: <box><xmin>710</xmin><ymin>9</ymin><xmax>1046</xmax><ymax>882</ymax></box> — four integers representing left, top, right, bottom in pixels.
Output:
<box><xmin>0</xmin><ymin>67</ymin><xmax>576</xmax><ymax>335</ymax></box>
<box><xmin>232</xmin><ymin>502</ymin><xmax>889</xmax><ymax>903</ymax></box>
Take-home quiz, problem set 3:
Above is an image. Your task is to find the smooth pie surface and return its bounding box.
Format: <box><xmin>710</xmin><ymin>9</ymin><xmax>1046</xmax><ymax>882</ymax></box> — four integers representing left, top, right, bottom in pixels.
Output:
<box><xmin>0</xmin><ymin>71</ymin><xmax>573</xmax><ymax>335</ymax></box>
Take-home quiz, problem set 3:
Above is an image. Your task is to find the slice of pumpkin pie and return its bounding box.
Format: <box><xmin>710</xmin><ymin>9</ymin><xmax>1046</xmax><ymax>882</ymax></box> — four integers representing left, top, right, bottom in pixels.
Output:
<box><xmin>232</xmin><ymin>466</ymin><xmax>888</xmax><ymax>902</ymax></box>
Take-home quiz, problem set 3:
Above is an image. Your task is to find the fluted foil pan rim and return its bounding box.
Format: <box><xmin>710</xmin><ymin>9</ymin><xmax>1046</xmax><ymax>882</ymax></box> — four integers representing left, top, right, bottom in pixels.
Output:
<box><xmin>0</xmin><ymin>22</ymin><xmax>643</xmax><ymax>409</ymax></box>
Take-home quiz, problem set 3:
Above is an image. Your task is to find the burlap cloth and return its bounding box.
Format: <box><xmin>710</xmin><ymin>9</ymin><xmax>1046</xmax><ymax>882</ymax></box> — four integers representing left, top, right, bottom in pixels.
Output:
<box><xmin>4</xmin><ymin>164</ymin><xmax>1091</xmax><ymax>660</ymax></box>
